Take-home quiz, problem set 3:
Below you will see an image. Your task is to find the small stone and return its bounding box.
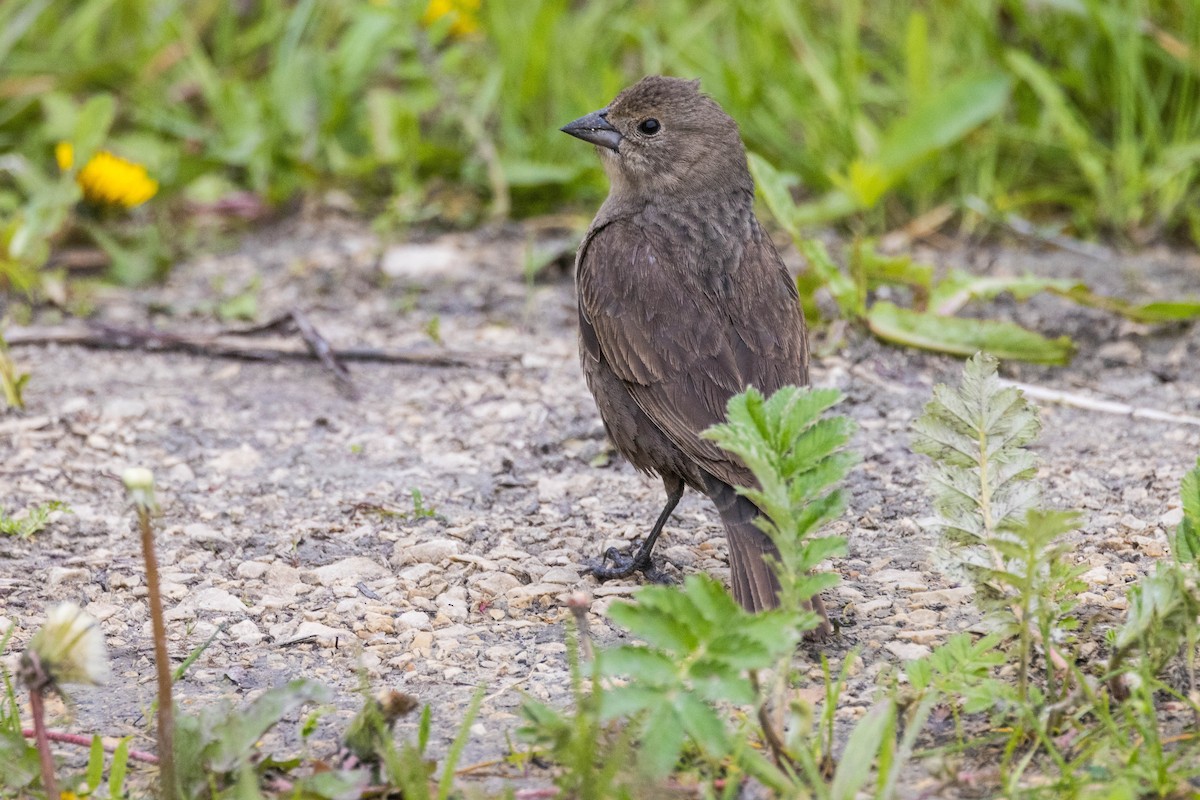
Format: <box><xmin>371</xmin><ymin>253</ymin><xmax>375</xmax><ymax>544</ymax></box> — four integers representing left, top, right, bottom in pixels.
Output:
<box><xmin>288</xmin><ymin>621</ymin><xmax>354</xmax><ymax>647</ymax></box>
<box><xmin>661</xmin><ymin>546</ymin><xmax>696</xmax><ymax>567</ymax></box>
<box><xmin>396</xmin><ymin>610</ymin><xmax>433</xmax><ymax>631</ymax></box>
<box><xmin>312</xmin><ymin>556</ymin><xmax>389</xmax><ymax>586</ymax></box>
<box><xmin>908</xmin><ymin>587</ymin><xmax>973</xmax><ymax>607</ymax></box>
<box><xmin>896</xmin><ymin>628</ymin><xmax>951</xmax><ymax>645</ymax></box>
<box><xmin>436</xmin><ymin>591</ymin><xmax>469</xmax><ymax>622</ymax></box>
<box><xmin>183</xmin><ymin>522</ymin><xmax>232</xmax><ymax>548</ymax></box>
<box><xmin>1160</xmin><ymin>508</ymin><xmax>1184</xmax><ymax>528</ymax></box>
<box><xmin>871</xmin><ymin>569</ymin><xmax>928</xmax><ymax>591</ymax></box>
<box><xmin>237</xmin><ymin>561</ymin><xmax>270</xmax><ymax>580</ymax></box>
<box><xmin>167</xmin><ymin>462</ymin><xmax>196</xmax><ymax>484</ymax></box>
<box><xmin>102</xmin><ymin>398</ymin><xmax>147</xmax><ymax>419</ymax></box>
<box><xmin>886</xmin><ymin>641</ymin><xmax>931</xmax><ymax>661</ymax></box>
<box><xmin>365</xmin><ymin>612</ymin><xmax>395</xmax><ymax>633</ymax></box>
<box><xmin>506</xmin><ymin>583</ymin><xmax>566</xmax><ymax>608</ymax></box>
<box><xmin>539</xmin><ymin>567</ymin><xmax>579</xmax><ymax>585</ymax></box>
<box><xmin>380</xmin><ymin>242</ymin><xmax>465</xmax><ymax>281</ymax></box>
<box><xmin>85</xmin><ymin>601</ymin><xmax>121</xmax><ymax>622</ymax></box>
<box><xmin>1096</xmin><ymin>340</ymin><xmax>1141</xmax><ymax>366</ymax></box>
<box><xmin>47</xmin><ymin>567</ymin><xmax>89</xmax><ymax>588</ymax></box>
<box><xmin>264</xmin><ymin>563</ymin><xmax>301</xmax><ymax>587</ymax></box>
<box><xmin>857</xmin><ymin>597</ymin><xmax>892</xmax><ymax>615</ymax></box>
<box><xmin>208</xmin><ymin>444</ymin><xmax>262</xmax><ymax>475</ymax></box>
<box><xmin>188</xmin><ymin>587</ymin><xmax>248</xmax><ymax>613</ymax></box>
<box><xmin>228</xmin><ymin>620</ymin><xmax>264</xmax><ymax>646</ymax></box>
<box><xmin>472</xmin><ymin>573</ymin><xmax>522</xmax><ymax>595</ymax></box>
<box><xmin>397</xmin><ymin>538</ymin><xmax>461</xmax><ymax>565</ymax></box>
<box><xmin>412</xmin><ymin>630</ymin><xmax>434</xmax><ymax>655</ymax></box>
<box><xmin>1080</xmin><ymin>566</ymin><xmax>1111</xmax><ymax>585</ymax></box>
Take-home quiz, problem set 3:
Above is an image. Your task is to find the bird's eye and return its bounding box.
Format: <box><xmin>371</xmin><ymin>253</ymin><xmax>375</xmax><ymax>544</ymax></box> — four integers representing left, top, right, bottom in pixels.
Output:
<box><xmin>638</xmin><ymin>118</ymin><xmax>661</xmax><ymax>135</ymax></box>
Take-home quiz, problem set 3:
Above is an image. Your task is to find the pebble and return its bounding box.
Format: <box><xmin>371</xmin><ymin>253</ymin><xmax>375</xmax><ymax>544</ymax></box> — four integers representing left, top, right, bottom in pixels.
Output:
<box><xmin>183</xmin><ymin>522</ymin><xmax>233</xmax><ymax>548</ymax></box>
<box><xmin>506</xmin><ymin>584</ymin><xmax>568</xmax><ymax>608</ymax></box>
<box><xmin>237</xmin><ymin>561</ymin><xmax>270</xmax><ymax>580</ymax></box>
<box><xmin>396</xmin><ymin>610</ymin><xmax>433</xmax><ymax>631</ymax></box>
<box><xmin>187</xmin><ymin>587</ymin><xmax>248</xmax><ymax>613</ymax></box>
<box><xmin>471</xmin><ymin>572</ymin><xmax>522</xmax><ymax>595</ymax></box>
<box><xmin>397</xmin><ymin>538</ymin><xmax>461</xmax><ymax>565</ymax></box>
<box><xmin>207</xmin><ymin>443</ymin><xmax>262</xmax><ymax>474</ymax></box>
<box><xmin>885</xmin><ymin>641</ymin><xmax>931</xmax><ymax>661</ymax></box>
<box><xmin>311</xmin><ymin>556</ymin><xmax>389</xmax><ymax>586</ymax></box>
<box><xmin>47</xmin><ymin>567</ymin><xmax>89</xmax><ymax>587</ymax></box>
<box><xmin>287</xmin><ymin>621</ymin><xmax>354</xmax><ymax>647</ymax></box>
<box><xmin>228</xmin><ymin>620</ymin><xmax>264</xmax><ymax>646</ymax></box>
<box><xmin>908</xmin><ymin>587</ymin><xmax>973</xmax><ymax>607</ymax></box>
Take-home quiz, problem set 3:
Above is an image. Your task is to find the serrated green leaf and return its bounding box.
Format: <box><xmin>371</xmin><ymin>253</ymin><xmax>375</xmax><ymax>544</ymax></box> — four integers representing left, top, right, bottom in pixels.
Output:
<box><xmin>599</xmin><ymin>685</ymin><xmax>669</xmax><ymax>721</ymax></box>
<box><xmin>599</xmin><ymin>646</ymin><xmax>678</xmax><ymax>684</ymax></box>
<box><xmin>867</xmin><ymin>302</ymin><xmax>1074</xmax><ymax>364</ymax></box>
<box><xmin>606</xmin><ymin>599</ymin><xmax>699</xmax><ymax>654</ymax></box>
<box><xmin>638</xmin><ymin>702</ymin><xmax>685</xmax><ymax>779</ymax></box>
<box><xmin>676</xmin><ymin>692</ymin><xmax>729</xmax><ymax>757</ymax></box>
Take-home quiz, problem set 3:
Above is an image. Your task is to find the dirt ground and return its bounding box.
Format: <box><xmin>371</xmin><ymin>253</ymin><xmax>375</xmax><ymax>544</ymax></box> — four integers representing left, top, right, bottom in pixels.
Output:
<box><xmin>2</xmin><ymin>213</ymin><xmax>1198</xmax><ymax>792</ymax></box>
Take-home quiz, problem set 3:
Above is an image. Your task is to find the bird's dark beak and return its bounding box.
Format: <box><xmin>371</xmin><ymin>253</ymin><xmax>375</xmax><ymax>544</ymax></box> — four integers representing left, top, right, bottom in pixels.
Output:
<box><xmin>560</xmin><ymin>109</ymin><xmax>622</xmax><ymax>152</ymax></box>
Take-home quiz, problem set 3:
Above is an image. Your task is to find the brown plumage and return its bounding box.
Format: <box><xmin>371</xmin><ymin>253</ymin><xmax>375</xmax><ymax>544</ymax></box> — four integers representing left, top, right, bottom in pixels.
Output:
<box><xmin>561</xmin><ymin>76</ymin><xmax>829</xmax><ymax>632</ymax></box>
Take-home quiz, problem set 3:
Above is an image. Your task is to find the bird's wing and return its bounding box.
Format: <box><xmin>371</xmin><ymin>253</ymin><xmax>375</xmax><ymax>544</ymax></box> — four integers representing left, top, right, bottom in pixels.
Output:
<box><xmin>577</xmin><ymin>218</ymin><xmax>808</xmax><ymax>490</ymax></box>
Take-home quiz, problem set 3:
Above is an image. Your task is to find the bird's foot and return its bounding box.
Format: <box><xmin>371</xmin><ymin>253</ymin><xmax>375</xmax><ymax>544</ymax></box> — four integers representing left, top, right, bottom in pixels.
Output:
<box><xmin>587</xmin><ymin>546</ymin><xmax>673</xmax><ymax>585</ymax></box>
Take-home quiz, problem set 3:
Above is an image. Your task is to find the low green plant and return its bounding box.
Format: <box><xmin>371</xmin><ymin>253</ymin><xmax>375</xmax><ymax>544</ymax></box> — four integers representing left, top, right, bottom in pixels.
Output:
<box><xmin>521</xmin><ymin>385</ymin><xmax>883</xmax><ymax>795</ymax></box>
<box><xmin>913</xmin><ymin>356</ymin><xmax>1085</xmax><ymax>706</ymax></box>
<box><xmin>750</xmin><ymin>182</ymin><xmax>1200</xmax><ymax>363</ymax></box>
<box><xmin>0</xmin><ymin>334</ymin><xmax>30</xmax><ymax>409</ymax></box>
<box><xmin>0</xmin><ymin>501</ymin><xmax>70</xmax><ymax>539</ymax></box>
<box><xmin>907</xmin><ymin>354</ymin><xmax>1200</xmax><ymax>796</ymax></box>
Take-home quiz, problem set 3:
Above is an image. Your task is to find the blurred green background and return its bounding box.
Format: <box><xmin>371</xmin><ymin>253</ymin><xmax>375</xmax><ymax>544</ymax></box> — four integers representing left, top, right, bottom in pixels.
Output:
<box><xmin>2</xmin><ymin>0</ymin><xmax>1199</xmax><ymax>289</ymax></box>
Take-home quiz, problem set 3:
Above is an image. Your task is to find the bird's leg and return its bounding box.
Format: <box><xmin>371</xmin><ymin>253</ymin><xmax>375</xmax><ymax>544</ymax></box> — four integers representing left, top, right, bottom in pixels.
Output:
<box><xmin>589</xmin><ymin>476</ymin><xmax>684</xmax><ymax>584</ymax></box>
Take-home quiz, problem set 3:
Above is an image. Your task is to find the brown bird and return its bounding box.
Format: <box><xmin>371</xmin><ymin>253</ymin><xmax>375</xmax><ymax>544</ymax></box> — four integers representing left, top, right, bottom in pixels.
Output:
<box><xmin>561</xmin><ymin>76</ymin><xmax>828</xmax><ymax>631</ymax></box>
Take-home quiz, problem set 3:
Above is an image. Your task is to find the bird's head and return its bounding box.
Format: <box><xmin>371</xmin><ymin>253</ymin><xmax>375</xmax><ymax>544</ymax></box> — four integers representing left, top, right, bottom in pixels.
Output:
<box><xmin>561</xmin><ymin>76</ymin><xmax>750</xmax><ymax>199</ymax></box>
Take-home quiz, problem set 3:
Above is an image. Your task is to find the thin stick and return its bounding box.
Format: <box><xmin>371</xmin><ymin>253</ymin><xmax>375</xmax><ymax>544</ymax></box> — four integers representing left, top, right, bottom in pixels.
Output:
<box><xmin>1002</xmin><ymin>379</ymin><xmax>1200</xmax><ymax>427</ymax></box>
<box><xmin>137</xmin><ymin>505</ymin><xmax>176</xmax><ymax>800</ymax></box>
<box><xmin>5</xmin><ymin>323</ymin><xmax>514</xmax><ymax>369</ymax></box>
<box><xmin>288</xmin><ymin>309</ymin><xmax>358</xmax><ymax>399</ymax></box>
<box><xmin>21</xmin><ymin>728</ymin><xmax>160</xmax><ymax>764</ymax></box>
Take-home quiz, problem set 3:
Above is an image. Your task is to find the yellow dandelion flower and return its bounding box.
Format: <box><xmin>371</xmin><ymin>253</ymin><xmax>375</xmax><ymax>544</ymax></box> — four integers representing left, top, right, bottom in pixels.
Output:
<box><xmin>422</xmin><ymin>0</ymin><xmax>480</xmax><ymax>37</ymax></box>
<box><xmin>55</xmin><ymin>141</ymin><xmax>74</xmax><ymax>171</ymax></box>
<box><xmin>56</xmin><ymin>142</ymin><xmax>158</xmax><ymax>208</ymax></box>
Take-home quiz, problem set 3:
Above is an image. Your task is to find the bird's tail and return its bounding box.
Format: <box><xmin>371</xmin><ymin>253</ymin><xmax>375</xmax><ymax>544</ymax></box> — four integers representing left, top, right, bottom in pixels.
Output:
<box><xmin>708</xmin><ymin>479</ymin><xmax>832</xmax><ymax>637</ymax></box>
<box><xmin>707</xmin><ymin>480</ymin><xmax>781</xmax><ymax>612</ymax></box>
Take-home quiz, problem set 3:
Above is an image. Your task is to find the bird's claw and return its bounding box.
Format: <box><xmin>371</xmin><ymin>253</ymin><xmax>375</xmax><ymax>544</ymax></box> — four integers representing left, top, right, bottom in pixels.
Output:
<box><xmin>587</xmin><ymin>546</ymin><xmax>672</xmax><ymax>584</ymax></box>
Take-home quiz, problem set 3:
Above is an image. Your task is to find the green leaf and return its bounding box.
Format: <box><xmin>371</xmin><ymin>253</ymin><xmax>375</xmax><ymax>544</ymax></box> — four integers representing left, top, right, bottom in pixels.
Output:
<box><xmin>676</xmin><ymin>692</ymin><xmax>729</xmax><ymax>758</ymax></box>
<box><xmin>108</xmin><ymin>737</ymin><xmax>131</xmax><ymax>798</ymax></box>
<box><xmin>86</xmin><ymin>734</ymin><xmax>105</xmax><ymax>791</ymax></box>
<box><xmin>606</xmin><ymin>598</ymin><xmax>698</xmax><ymax>655</ymax></box>
<box><xmin>876</xmin><ymin>73</ymin><xmax>1010</xmax><ymax>174</ymax></box>
<box><xmin>599</xmin><ymin>646</ymin><xmax>677</xmax><ymax>685</ymax></box>
<box><xmin>72</xmin><ymin>94</ymin><xmax>117</xmax><ymax>162</ymax></box>
<box><xmin>207</xmin><ymin>679</ymin><xmax>331</xmax><ymax>772</ymax></box>
<box><xmin>639</xmin><ymin>702</ymin><xmax>685</xmax><ymax>779</ymax></box>
<box><xmin>830</xmin><ymin>700</ymin><xmax>897</xmax><ymax>800</ymax></box>
<box><xmin>1176</xmin><ymin>459</ymin><xmax>1200</xmax><ymax>565</ymax></box>
<box><xmin>866</xmin><ymin>301</ymin><xmax>1074</xmax><ymax>364</ymax></box>
<box><xmin>829</xmin><ymin>701</ymin><xmax>895</xmax><ymax>800</ymax></box>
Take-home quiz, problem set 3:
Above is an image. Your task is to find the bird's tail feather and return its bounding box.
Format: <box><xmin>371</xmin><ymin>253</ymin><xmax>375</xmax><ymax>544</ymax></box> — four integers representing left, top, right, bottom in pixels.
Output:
<box><xmin>709</xmin><ymin>480</ymin><xmax>833</xmax><ymax>637</ymax></box>
<box><xmin>708</xmin><ymin>482</ymin><xmax>781</xmax><ymax>613</ymax></box>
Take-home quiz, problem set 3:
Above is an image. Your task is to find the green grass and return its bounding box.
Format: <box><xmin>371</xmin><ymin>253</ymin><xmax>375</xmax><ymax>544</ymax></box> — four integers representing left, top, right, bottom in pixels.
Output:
<box><xmin>1</xmin><ymin>0</ymin><xmax>1199</xmax><ymax>291</ymax></box>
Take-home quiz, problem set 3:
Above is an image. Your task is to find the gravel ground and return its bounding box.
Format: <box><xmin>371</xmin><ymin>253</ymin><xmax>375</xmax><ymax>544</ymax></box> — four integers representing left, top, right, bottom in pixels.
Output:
<box><xmin>2</xmin><ymin>214</ymin><xmax>1198</xmax><ymax>792</ymax></box>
